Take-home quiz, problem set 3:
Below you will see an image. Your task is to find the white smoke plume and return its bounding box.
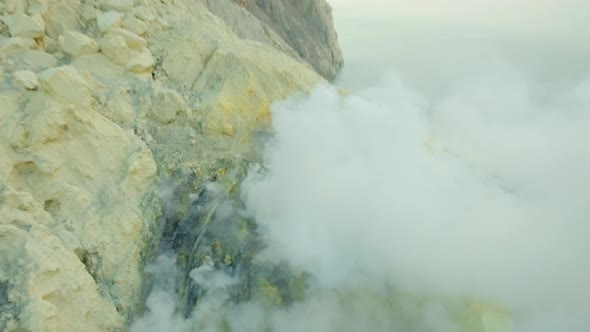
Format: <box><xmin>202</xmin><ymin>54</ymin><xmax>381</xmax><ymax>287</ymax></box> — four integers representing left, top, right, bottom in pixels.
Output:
<box><xmin>242</xmin><ymin>72</ymin><xmax>590</xmax><ymax>330</ymax></box>
<box><xmin>131</xmin><ymin>1</ymin><xmax>590</xmax><ymax>331</ymax></box>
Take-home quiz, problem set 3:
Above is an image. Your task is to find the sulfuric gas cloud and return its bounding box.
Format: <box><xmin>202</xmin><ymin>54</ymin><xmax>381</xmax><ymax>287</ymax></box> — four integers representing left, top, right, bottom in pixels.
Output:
<box><xmin>131</xmin><ymin>1</ymin><xmax>590</xmax><ymax>331</ymax></box>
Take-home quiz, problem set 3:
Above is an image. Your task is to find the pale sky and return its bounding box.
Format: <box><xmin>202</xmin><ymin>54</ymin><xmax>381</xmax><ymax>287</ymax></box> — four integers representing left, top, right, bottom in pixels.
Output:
<box><xmin>330</xmin><ymin>0</ymin><xmax>590</xmax><ymax>93</ymax></box>
<box><xmin>329</xmin><ymin>0</ymin><xmax>590</xmax><ymax>37</ymax></box>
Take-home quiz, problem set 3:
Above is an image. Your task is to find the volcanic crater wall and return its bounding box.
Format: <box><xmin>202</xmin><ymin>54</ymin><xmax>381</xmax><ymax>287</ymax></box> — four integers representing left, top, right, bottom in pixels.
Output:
<box><xmin>0</xmin><ymin>0</ymin><xmax>340</xmax><ymax>330</ymax></box>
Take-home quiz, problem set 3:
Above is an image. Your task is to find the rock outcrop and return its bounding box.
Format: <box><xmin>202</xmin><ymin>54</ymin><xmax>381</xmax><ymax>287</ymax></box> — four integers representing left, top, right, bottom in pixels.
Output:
<box><xmin>205</xmin><ymin>0</ymin><xmax>343</xmax><ymax>80</ymax></box>
<box><xmin>0</xmin><ymin>0</ymin><xmax>330</xmax><ymax>330</ymax></box>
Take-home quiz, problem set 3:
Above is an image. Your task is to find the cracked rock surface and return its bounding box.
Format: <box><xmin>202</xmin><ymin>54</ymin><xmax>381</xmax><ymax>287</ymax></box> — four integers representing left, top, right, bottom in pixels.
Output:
<box><xmin>0</xmin><ymin>0</ymin><xmax>335</xmax><ymax>330</ymax></box>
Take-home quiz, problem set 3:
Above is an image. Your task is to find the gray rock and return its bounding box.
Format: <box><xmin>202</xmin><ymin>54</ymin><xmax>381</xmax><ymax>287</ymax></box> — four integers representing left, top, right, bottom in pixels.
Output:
<box><xmin>206</xmin><ymin>0</ymin><xmax>343</xmax><ymax>81</ymax></box>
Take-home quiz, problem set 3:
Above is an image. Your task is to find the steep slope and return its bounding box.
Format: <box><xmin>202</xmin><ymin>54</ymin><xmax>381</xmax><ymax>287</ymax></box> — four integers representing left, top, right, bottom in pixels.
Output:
<box><xmin>0</xmin><ymin>0</ymin><xmax>330</xmax><ymax>330</ymax></box>
<box><xmin>205</xmin><ymin>0</ymin><xmax>343</xmax><ymax>80</ymax></box>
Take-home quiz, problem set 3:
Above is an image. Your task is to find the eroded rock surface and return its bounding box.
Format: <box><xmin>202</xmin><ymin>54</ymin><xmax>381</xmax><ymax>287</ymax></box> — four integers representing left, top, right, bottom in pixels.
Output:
<box><xmin>206</xmin><ymin>0</ymin><xmax>344</xmax><ymax>80</ymax></box>
<box><xmin>0</xmin><ymin>0</ymin><xmax>328</xmax><ymax>330</ymax></box>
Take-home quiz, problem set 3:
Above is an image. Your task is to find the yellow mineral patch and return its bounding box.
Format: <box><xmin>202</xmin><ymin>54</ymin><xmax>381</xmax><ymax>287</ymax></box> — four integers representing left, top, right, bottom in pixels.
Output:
<box><xmin>0</xmin><ymin>0</ymin><xmax>327</xmax><ymax>330</ymax></box>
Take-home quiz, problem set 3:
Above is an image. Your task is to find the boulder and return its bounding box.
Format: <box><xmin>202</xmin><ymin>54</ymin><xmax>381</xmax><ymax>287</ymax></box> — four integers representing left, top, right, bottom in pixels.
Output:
<box><xmin>146</xmin><ymin>83</ymin><xmax>187</xmax><ymax>124</ymax></box>
<box><xmin>192</xmin><ymin>40</ymin><xmax>322</xmax><ymax>138</ymax></box>
<box><xmin>108</xmin><ymin>28</ymin><xmax>146</xmax><ymax>49</ymax></box>
<box><xmin>126</xmin><ymin>48</ymin><xmax>154</xmax><ymax>73</ymax></box>
<box><xmin>3</xmin><ymin>13</ymin><xmax>45</xmax><ymax>38</ymax></box>
<box><xmin>14</xmin><ymin>70</ymin><xmax>39</xmax><ymax>90</ymax></box>
<box><xmin>100</xmin><ymin>34</ymin><xmax>131</xmax><ymax>66</ymax></box>
<box><xmin>38</xmin><ymin>65</ymin><xmax>91</xmax><ymax>108</ymax></box>
<box><xmin>0</xmin><ymin>37</ymin><xmax>37</xmax><ymax>55</ymax></box>
<box><xmin>97</xmin><ymin>11</ymin><xmax>122</xmax><ymax>33</ymax></box>
<box><xmin>122</xmin><ymin>15</ymin><xmax>148</xmax><ymax>36</ymax></box>
<box><xmin>62</xmin><ymin>30</ymin><xmax>99</xmax><ymax>56</ymax></box>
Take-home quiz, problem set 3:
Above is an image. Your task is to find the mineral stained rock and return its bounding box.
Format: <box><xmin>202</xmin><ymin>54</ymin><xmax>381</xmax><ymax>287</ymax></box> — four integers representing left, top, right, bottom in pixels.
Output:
<box><xmin>0</xmin><ymin>0</ymin><xmax>328</xmax><ymax>330</ymax></box>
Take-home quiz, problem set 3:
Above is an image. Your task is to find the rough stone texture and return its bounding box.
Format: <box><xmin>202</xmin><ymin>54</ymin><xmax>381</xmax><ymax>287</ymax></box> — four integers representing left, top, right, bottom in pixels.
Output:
<box><xmin>0</xmin><ymin>37</ymin><xmax>37</xmax><ymax>56</ymax></box>
<box><xmin>122</xmin><ymin>15</ymin><xmax>148</xmax><ymax>36</ymax></box>
<box><xmin>206</xmin><ymin>0</ymin><xmax>344</xmax><ymax>81</ymax></box>
<box><xmin>42</xmin><ymin>0</ymin><xmax>82</xmax><ymax>38</ymax></box>
<box><xmin>3</xmin><ymin>13</ymin><xmax>46</xmax><ymax>38</ymax></box>
<box><xmin>0</xmin><ymin>80</ymin><xmax>157</xmax><ymax>331</ymax></box>
<box><xmin>0</xmin><ymin>186</ymin><xmax>123</xmax><ymax>332</ymax></box>
<box><xmin>108</xmin><ymin>28</ymin><xmax>146</xmax><ymax>50</ymax></box>
<box><xmin>97</xmin><ymin>10</ymin><xmax>123</xmax><ymax>32</ymax></box>
<box><xmin>102</xmin><ymin>0</ymin><xmax>134</xmax><ymax>12</ymax></box>
<box><xmin>100</xmin><ymin>34</ymin><xmax>132</xmax><ymax>65</ymax></box>
<box><xmin>62</xmin><ymin>30</ymin><xmax>99</xmax><ymax>56</ymax></box>
<box><xmin>37</xmin><ymin>65</ymin><xmax>92</xmax><ymax>108</ymax></box>
<box><xmin>0</xmin><ymin>0</ymin><xmax>330</xmax><ymax>330</ymax></box>
<box><xmin>14</xmin><ymin>70</ymin><xmax>39</xmax><ymax>90</ymax></box>
<box><xmin>193</xmin><ymin>40</ymin><xmax>321</xmax><ymax>138</ymax></box>
<box><xmin>126</xmin><ymin>48</ymin><xmax>154</xmax><ymax>73</ymax></box>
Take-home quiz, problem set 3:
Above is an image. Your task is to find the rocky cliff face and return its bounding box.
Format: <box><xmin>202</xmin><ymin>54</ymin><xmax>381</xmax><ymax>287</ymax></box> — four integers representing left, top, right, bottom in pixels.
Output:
<box><xmin>0</xmin><ymin>0</ymin><xmax>336</xmax><ymax>330</ymax></box>
<box><xmin>205</xmin><ymin>0</ymin><xmax>343</xmax><ymax>81</ymax></box>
